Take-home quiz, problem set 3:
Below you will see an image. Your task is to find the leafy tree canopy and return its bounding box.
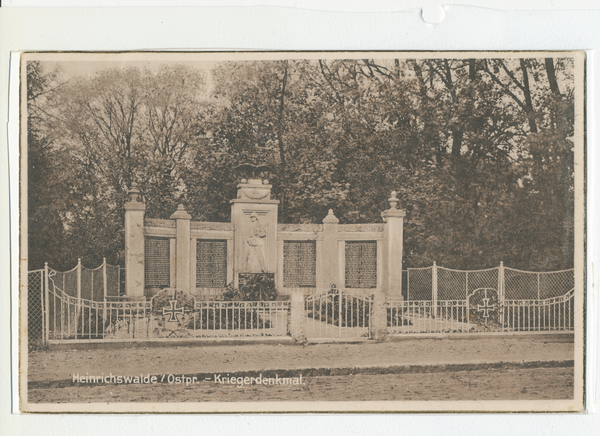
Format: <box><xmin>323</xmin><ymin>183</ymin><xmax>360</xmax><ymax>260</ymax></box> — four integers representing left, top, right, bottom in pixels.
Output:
<box><xmin>27</xmin><ymin>57</ymin><xmax>575</xmax><ymax>271</ymax></box>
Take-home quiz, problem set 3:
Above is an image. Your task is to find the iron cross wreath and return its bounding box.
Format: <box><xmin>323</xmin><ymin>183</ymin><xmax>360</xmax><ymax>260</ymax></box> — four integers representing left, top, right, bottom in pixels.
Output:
<box><xmin>162</xmin><ymin>300</ymin><xmax>187</xmax><ymax>322</ymax></box>
<box><xmin>477</xmin><ymin>298</ymin><xmax>496</xmax><ymax>318</ymax></box>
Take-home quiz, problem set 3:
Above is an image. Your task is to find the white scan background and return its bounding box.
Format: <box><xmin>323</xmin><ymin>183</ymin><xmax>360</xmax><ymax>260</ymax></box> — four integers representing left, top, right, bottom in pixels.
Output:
<box><xmin>1</xmin><ymin>1</ymin><xmax>598</xmax><ymax>435</ymax></box>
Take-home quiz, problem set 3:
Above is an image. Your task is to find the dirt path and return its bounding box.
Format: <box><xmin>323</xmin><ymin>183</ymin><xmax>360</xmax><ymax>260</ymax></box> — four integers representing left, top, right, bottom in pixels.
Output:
<box><xmin>29</xmin><ymin>337</ymin><xmax>573</xmax><ymax>382</ymax></box>
<box><xmin>28</xmin><ymin>367</ymin><xmax>573</xmax><ymax>403</ymax></box>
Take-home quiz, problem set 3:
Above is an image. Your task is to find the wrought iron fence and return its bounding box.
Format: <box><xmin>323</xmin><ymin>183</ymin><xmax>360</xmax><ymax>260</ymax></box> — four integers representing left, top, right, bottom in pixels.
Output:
<box><xmin>387</xmin><ymin>287</ymin><xmax>575</xmax><ymax>334</ymax></box>
<box><xmin>47</xmin><ymin>287</ymin><xmax>152</xmax><ymax>340</ymax></box>
<box><xmin>48</xmin><ymin>259</ymin><xmax>123</xmax><ymax>301</ymax></box>
<box><xmin>304</xmin><ymin>287</ymin><xmax>372</xmax><ymax>339</ymax></box>
<box><xmin>406</xmin><ymin>266</ymin><xmax>433</xmax><ymax>301</ymax></box>
<box><xmin>28</xmin><ymin>261</ymin><xmax>576</xmax><ymax>344</ymax></box>
<box><xmin>27</xmin><ymin>269</ymin><xmax>46</xmax><ymax>348</ymax></box>
<box><xmin>504</xmin><ymin>267</ymin><xmax>574</xmax><ymax>300</ymax></box>
<box><xmin>388</xmin><ymin>300</ymin><xmax>469</xmax><ymax>334</ymax></box>
<box><xmin>438</xmin><ymin>267</ymin><xmax>499</xmax><ymax>300</ymax></box>
<box><xmin>192</xmin><ymin>300</ymin><xmax>289</xmax><ymax>337</ymax></box>
<box><xmin>503</xmin><ymin>289</ymin><xmax>574</xmax><ymax>332</ymax></box>
<box><xmin>42</xmin><ymin>281</ymin><xmax>290</xmax><ymax>341</ymax></box>
<box><xmin>406</xmin><ymin>263</ymin><xmax>574</xmax><ymax>303</ymax></box>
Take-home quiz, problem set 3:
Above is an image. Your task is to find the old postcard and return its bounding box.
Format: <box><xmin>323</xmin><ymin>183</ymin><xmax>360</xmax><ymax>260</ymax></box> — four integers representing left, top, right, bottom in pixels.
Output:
<box><xmin>19</xmin><ymin>51</ymin><xmax>585</xmax><ymax>413</ymax></box>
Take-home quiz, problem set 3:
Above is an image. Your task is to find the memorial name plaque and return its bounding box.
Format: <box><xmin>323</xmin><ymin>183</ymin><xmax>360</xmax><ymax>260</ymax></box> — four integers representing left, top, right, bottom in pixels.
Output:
<box><xmin>196</xmin><ymin>239</ymin><xmax>227</xmax><ymax>288</ymax></box>
<box><xmin>145</xmin><ymin>237</ymin><xmax>171</xmax><ymax>288</ymax></box>
<box><xmin>283</xmin><ymin>241</ymin><xmax>316</xmax><ymax>287</ymax></box>
<box><xmin>345</xmin><ymin>241</ymin><xmax>377</xmax><ymax>288</ymax></box>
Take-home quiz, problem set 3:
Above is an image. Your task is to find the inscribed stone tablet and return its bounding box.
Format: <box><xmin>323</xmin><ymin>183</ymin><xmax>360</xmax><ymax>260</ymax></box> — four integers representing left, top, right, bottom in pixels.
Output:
<box><xmin>345</xmin><ymin>241</ymin><xmax>377</xmax><ymax>288</ymax></box>
<box><xmin>283</xmin><ymin>241</ymin><xmax>316</xmax><ymax>287</ymax></box>
<box><xmin>145</xmin><ymin>237</ymin><xmax>170</xmax><ymax>288</ymax></box>
<box><xmin>196</xmin><ymin>239</ymin><xmax>227</xmax><ymax>288</ymax></box>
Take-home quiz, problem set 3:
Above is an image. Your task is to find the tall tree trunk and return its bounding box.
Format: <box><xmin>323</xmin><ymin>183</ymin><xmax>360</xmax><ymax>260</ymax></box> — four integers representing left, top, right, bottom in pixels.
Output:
<box><xmin>451</xmin><ymin>128</ymin><xmax>463</xmax><ymax>157</ymax></box>
<box><xmin>544</xmin><ymin>58</ymin><xmax>561</xmax><ymax>96</ymax></box>
<box><xmin>443</xmin><ymin>60</ymin><xmax>464</xmax><ymax>157</ymax></box>
<box><xmin>411</xmin><ymin>60</ymin><xmax>443</xmax><ymax>162</ymax></box>
<box><xmin>468</xmin><ymin>59</ymin><xmax>476</xmax><ymax>81</ymax></box>
<box><xmin>520</xmin><ymin>59</ymin><xmax>538</xmax><ymax>134</ymax></box>
<box><xmin>276</xmin><ymin>62</ymin><xmax>289</xmax><ymax>220</ymax></box>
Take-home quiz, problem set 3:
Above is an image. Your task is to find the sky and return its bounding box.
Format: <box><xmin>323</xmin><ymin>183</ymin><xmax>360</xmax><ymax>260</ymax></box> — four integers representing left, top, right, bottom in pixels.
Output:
<box><xmin>41</xmin><ymin>59</ymin><xmax>220</xmax><ymax>99</ymax></box>
<box><xmin>44</xmin><ymin>59</ymin><xmax>218</xmax><ymax>80</ymax></box>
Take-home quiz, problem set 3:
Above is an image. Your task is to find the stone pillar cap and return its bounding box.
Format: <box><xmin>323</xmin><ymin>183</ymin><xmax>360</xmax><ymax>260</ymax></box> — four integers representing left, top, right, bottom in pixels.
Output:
<box><xmin>170</xmin><ymin>204</ymin><xmax>192</xmax><ymax>220</ymax></box>
<box><xmin>322</xmin><ymin>209</ymin><xmax>339</xmax><ymax>224</ymax></box>
<box><xmin>381</xmin><ymin>208</ymin><xmax>406</xmax><ymax>220</ymax></box>
<box><xmin>388</xmin><ymin>191</ymin><xmax>400</xmax><ymax>209</ymax></box>
<box><xmin>381</xmin><ymin>191</ymin><xmax>406</xmax><ymax>221</ymax></box>
<box><xmin>244</xmin><ymin>178</ymin><xmax>269</xmax><ymax>185</ymax></box>
<box><xmin>124</xmin><ymin>183</ymin><xmax>146</xmax><ymax>211</ymax></box>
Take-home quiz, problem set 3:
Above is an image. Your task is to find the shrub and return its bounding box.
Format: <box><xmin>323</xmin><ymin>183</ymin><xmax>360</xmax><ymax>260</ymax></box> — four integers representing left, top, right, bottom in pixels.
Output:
<box><xmin>219</xmin><ymin>273</ymin><xmax>278</xmax><ymax>301</ymax></box>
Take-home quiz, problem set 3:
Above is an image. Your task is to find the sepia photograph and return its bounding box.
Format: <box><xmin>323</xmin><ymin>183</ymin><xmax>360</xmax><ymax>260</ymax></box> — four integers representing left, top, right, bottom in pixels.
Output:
<box><xmin>19</xmin><ymin>51</ymin><xmax>585</xmax><ymax>413</ymax></box>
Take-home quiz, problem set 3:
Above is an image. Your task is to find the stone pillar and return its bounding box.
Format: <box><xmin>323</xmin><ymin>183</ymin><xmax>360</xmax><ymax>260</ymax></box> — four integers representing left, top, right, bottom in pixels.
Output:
<box><xmin>319</xmin><ymin>209</ymin><xmax>339</xmax><ymax>290</ymax></box>
<box><xmin>124</xmin><ymin>184</ymin><xmax>146</xmax><ymax>297</ymax></box>
<box><xmin>381</xmin><ymin>191</ymin><xmax>407</xmax><ymax>299</ymax></box>
<box><xmin>289</xmin><ymin>293</ymin><xmax>306</xmax><ymax>343</ymax></box>
<box><xmin>371</xmin><ymin>291</ymin><xmax>388</xmax><ymax>342</ymax></box>
<box><xmin>170</xmin><ymin>204</ymin><xmax>192</xmax><ymax>293</ymax></box>
<box><xmin>230</xmin><ymin>178</ymin><xmax>279</xmax><ymax>287</ymax></box>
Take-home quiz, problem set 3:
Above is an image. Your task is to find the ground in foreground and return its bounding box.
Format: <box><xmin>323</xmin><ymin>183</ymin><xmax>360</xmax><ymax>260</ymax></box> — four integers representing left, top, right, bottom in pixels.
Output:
<box><xmin>28</xmin><ymin>367</ymin><xmax>573</xmax><ymax>403</ymax></box>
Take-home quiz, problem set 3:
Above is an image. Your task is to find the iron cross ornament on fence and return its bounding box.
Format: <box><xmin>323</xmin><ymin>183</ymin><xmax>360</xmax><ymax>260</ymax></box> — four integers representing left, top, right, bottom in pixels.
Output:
<box><xmin>162</xmin><ymin>300</ymin><xmax>186</xmax><ymax>322</ymax></box>
<box><xmin>477</xmin><ymin>298</ymin><xmax>496</xmax><ymax>325</ymax></box>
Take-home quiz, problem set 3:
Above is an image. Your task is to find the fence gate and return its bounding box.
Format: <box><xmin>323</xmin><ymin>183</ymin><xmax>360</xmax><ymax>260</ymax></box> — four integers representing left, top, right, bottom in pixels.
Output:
<box><xmin>304</xmin><ymin>286</ymin><xmax>372</xmax><ymax>340</ymax></box>
<box><xmin>27</xmin><ymin>261</ymin><xmax>124</xmax><ymax>346</ymax></box>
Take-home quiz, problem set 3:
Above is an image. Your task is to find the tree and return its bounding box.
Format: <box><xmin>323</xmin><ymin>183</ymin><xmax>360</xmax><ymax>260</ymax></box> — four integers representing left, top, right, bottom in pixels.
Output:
<box><xmin>27</xmin><ymin>61</ymin><xmax>73</xmax><ymax>270</ymax></box>
<box><xmin>504</xmin><ymin>59</ymin><xmax>575</xmax><ymax>270</ymax></box>
<box><xmin>29</xmin><ymin>56</ymin><xmax>576</xmax><ymax>272</ymax></box>
<box><xmin>189</xmin><ymin>60</ymin><xmax>350</xmax><ymax>223</ymax></box>
<box><xmin>312</xmin><ymin>57</ymin><xmax>575</xmax><ymax>269</ymax></box>
<box><xmin>31</xmin><ymin>64</ymin><xmax>207</xmax><ymax>267</ymax></box>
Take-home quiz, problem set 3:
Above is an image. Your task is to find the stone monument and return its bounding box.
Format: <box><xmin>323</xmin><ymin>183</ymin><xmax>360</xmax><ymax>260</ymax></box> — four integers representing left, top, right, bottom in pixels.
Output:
<box><xmin>230</xmin><ymin>178</ymin><xmax>279</xmax><ymax>287</ymax></box>
<box><xmin>124</xmin><ymin>179</ymin><xmax>406</xmax><ymax>299</ymax></box>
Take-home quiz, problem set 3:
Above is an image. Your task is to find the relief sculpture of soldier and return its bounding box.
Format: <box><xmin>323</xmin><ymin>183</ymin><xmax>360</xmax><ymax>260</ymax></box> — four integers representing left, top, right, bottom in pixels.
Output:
<box><xmin>246</xmin><ymin>213</ymin><xmax>267</xmax><ymax>272</ymax></box>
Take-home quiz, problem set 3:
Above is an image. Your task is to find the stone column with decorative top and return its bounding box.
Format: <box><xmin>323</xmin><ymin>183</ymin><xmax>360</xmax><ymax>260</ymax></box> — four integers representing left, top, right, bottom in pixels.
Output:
<box><xmin>124</xmin><ymin>184</ymin><xmax>146</xmax><ymax>297</ymax></box>
<box><xmin>381</xmin><ymin>191</ymin><xmax>406</xmax><ymax>299</ymax></box>
<box><xmin>320</xmin><ymin>209</ymin><xmax>339</xmax><ymax>290</ymax></box>
<box><xmin>171</xmin><ymin>204</ymin><xmax>192</xmax><ymax>293</ymax></box>
<box><xmin>230</xmin><ymin>178</ymin><xmax>279</xmax><ymax>288</ymax></box>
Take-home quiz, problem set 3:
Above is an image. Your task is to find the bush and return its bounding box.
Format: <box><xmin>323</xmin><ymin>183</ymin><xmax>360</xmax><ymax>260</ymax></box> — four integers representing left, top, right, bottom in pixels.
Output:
<box><xmin>219</xmin><ymin>273</ymin><xmax>278</xmax><ymax>301</ymax></box>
